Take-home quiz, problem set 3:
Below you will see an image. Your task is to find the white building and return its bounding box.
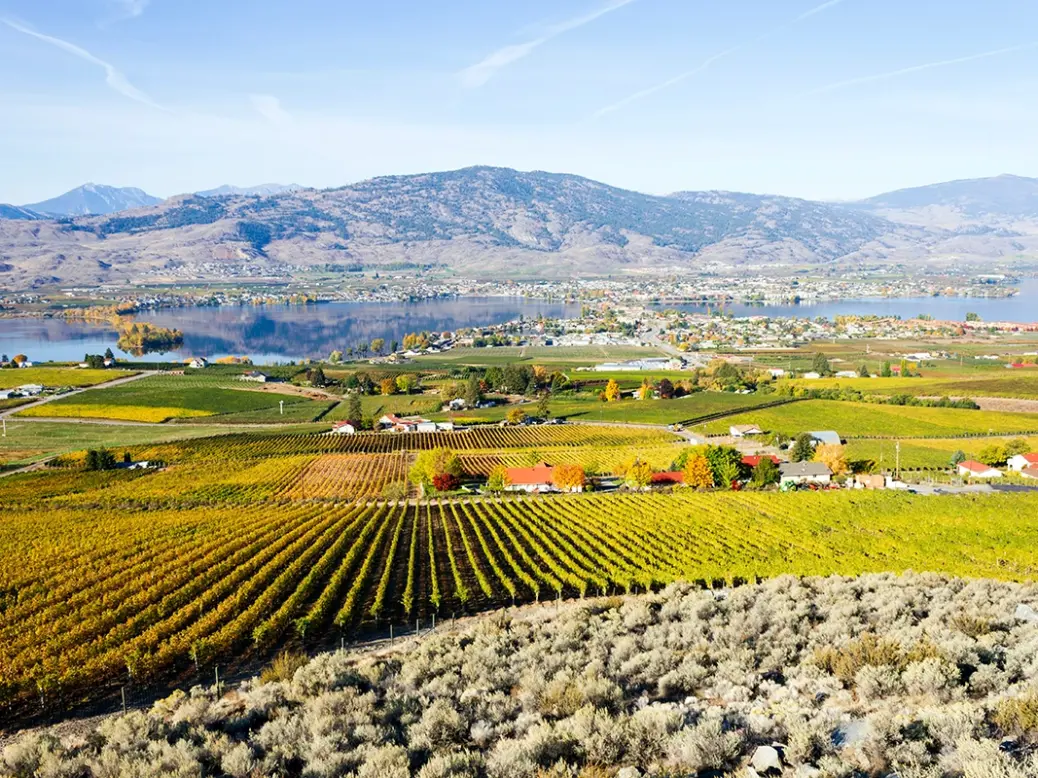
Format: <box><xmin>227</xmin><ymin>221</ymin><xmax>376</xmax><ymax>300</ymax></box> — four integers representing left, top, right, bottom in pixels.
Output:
<box><xmin>779</xmin><ymin>462</ymin><xmax>832</xmax><ymax>486</ymax></box>
<box><xmin>331</xmin><ymin>421</ymin><xmax>356</xmax><ymax>435</ymax></box>
<box><xmin>1007</xmin><ymin>453</ymin><xmax>1038</xmax><ymax>472</ymax></box>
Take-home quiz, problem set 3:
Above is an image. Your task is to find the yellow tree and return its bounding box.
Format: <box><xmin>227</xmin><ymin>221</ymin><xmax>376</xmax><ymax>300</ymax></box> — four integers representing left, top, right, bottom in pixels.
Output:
<box><xmin>619</xmin><ymin>459</ymin><xmax>653</xmax><ymax>490</ymax></box>
<box><xmin>637</xmin><ymin>378</ymin><xmax>654</xmax><ymax>400</ymax></box>
<box><xmin>506</xmin><ymin>407</ymin><xmax>528</xmax><ymax>425</ymax></box>
<box><xmin>604</xmin><ymin>379</ymin><xmax>621</xmax><ymax>402</ymax></box>
<box><xmin>682</xmin><ymin>455</ymin><xmax>714</xmax><ymax>489</ymax></box>
<box><xmin>814</xmin><ymin>444</ymin><xmax>848</xmax><ymax>475</ymax></box>
<box><xmin>551</xmin><ymin>464</ymin><xmax>586</xmax><ymax>492</ymax></box>
<box><xmin>380</xmin><ymin>377</ymin><xmax>397</xmax><ymax>396</ymax></box>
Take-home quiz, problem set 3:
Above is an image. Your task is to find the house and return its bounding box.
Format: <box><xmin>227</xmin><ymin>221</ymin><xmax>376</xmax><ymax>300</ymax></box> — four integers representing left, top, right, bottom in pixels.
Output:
<box><xmin>854</xmin><ymin>474</ymin><xmax>886</xmax><ymax>489</ymax></box>
<box><xmin>768</xmin><ymin>368</ymin><xmax>786</xmax><ymax>378</ymax></box>
<box><xmin>378</xmin><ymin>414</ymin><xmax>432</xmax><ymax>433</ymax></box>
<box><xmin>1007</xmin><ymin>453</ymin><xmax>1038</xmax><ymax>472</ymax></box>
<box><xmin>809</xmin><ymin>431</ymin><xmax>842</xmax><ymax>446</ymax></box>
<box><xmin>331</xmin><ymin>421</ymin><xmax>357</xmax><ymax>435</ymax></box>
<box><xmin>126</xmin><ymin>460</ymin><xmax>156</xmax><ymax>470</ymax></box>
<box><xmin>957</xmin><ymin>460</ymin><xmax>1003</xmax><ymax>478</ymax></box>
<box><xmin>802</xmin><ymin>371</ymin><xmax>822</xmax><ymax>379</ymax></box>
<box><xmin>779</xmin><ymin>462</ymin><xmax>832</xmax><ymax>486</ymax></box>
<box><xmin>650</xmin><ymin>471</ymin><xmax>685</xmax><ymax>486</ymax></box>
<box><xmin>741</xmin><ymin>454</ymin><xmax>782</xmax><ymax>468</ymax></box>
<box><xmin>730</xmin><ymin>424</ymin><xmax>764</xmax><ymax>437</ymax></box>
<box><xmin>447</xmin><ymin>398</ymin><xmax>466</xmax><ymax>411</ymax></box>
<box><xmin>187</xmin><ymin>357</ymin><xmax>208</xmax><ymax>369</ymax></box>
<box><xmin>504</xmin><ymin>462</ymin><xmax>556</xmax><ymax>493</ymax></box>
<box><xmin>835</xmin><ymin>371</ymin><xmax>859</xmax><ymax>379</ymax></box>
<box><xmin>16</xmin><ymin>384</ymin><xmax>43</xmax><ymax>396</ymax></box>
<box><xmin>18</xmin><ymin>361</ymin><xmax>33</xmax><ymax>368</ymax></box>
<box><xmin>415</xmin><ymin>421</ymin><xmax>438</xmax><ymax>434</ymax></box>
<box><xmin>240</xmin><ymin>371</ymin><xmax>268</xmax><ymax>383</ymax></box>
<box><xmin>436</xmin><ymin>421</ymin><xmax>456</xmax><ymax>432</ymax></box>
<box><xmin>1021</xmin><ymin>466</ymin><xmax>1038</xmax><ymax>480</ymax></box>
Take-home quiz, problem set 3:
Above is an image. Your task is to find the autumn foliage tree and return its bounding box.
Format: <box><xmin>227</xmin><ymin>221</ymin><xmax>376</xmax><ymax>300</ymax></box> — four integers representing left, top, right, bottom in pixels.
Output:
<box><xmin>814</xmin><ymin>444</ymin><xmax>849</xmax><ymax>475</ymax></box>
<box><xmin>551</xmin><ymin>464</ymin><xmax>586</xmax><ymax>492</ymax></box>
<box><xmin>604</xmin><ymin>379</ymin><xmax>621</xmax><ymax>402</ymax></box>
<box><xmin>682</xmin><ymin>455</ymin><xmax>714</xmax><ymax>489</ymax></box>
<box><xmin>506</xmin><ymin>407</ymin><xmax>528</xmax><ymax>425</ymax></box>
<box><xmin>380</xmin><ymin>377</ymin><xmax>397</xmax><ymax>396</ymax></box>
<box><xmin>409</xmin><ymin>448</ymin><xmax>462</xmax><ymax>495</ymax></box>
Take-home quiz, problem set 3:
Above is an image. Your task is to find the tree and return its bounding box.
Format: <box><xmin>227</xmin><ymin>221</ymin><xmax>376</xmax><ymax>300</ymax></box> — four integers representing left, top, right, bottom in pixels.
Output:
<box><xmin>881</xmin><ymin>361</ymin><xmax>893</xmax><ymax>378</ymax></box>
<box><xmin>949</xmin><ymin>450</ymin><xmax>966</xmax><ymax>467</ymax></box>
<box><xmin>604</xmin><ymin>379</ymin><xmax>621</xmax><ymax>402</ymax></box>
<box><xmin>432</xmin><ymin>473</ymin><xmax>460</xmax><ymax>493</ymax></box>
<box><xmin>899</xmin><ymin>359</ymin><xmax>911</xmax><ymax>378</ymax></box>
<box><xmin>682</xmin><ymin>455</ymin><xmax>714</xmax><ymax>489</ymax></box>
<box><xmin>965</xmin><ymin>312</ymin><xmax>981</xmax><ymax>322</ymax></box>
<box><xmin>658</xmin><ymin>378</ymin><xmax>675</xmax><ymax>399</ymax></box>
<box><xmin>409</xmin><ymin>447</ymin><xmax>462</xmax><ymax>495</ymax></box>
<box><xmin>84</xmin><ymin>448</ymin><xmax>116</xmax><ymax>471</ymax></box>
<box><xmin>396</xmin><ymin>374</ymin><xmax>418</xmax><ymax>394</ymax></box>
<box><xmin>506</xmin><ymin>407</ymin><xmax>528</xmax><ymax>425</ymax></box>
<box><xmin>551</xmin><ymin>464</ymin><xmax>586</xmax><ymax>492</ymax></box>
<box><xmin>751</xmin><ymin>458</ymin><xmax>780</xmax><ymax>487</ymax></box>
<box><xmin>484</xmin><ymin>366</ymin><xmax>504</xmax><ymax>391</ymax></box>
<box><xmin>791</xmin><ymin>433</ymin><xmax>815</xmax><ymax>463</ymax></box>
<box><xmin>464</xmin><ymin>375</ymin><xmax>483</xmax><ymax>408</ymax></box>
<box><xmin>370</xmin><ymin>338</ymin><xmax>385</xmax><ymax>355</ymax></box>
<box><xmin>812</xmin><ymin>353</ymin><xmax>832</xmax><ymax>376</ymax></box>
<box><xmin>618</xmin><ymin>459</ymin><xmax>653</xmax><ymax>490</ymax></box>
<box><xmin>486</xmin><ymin>465</ymin><xmax>511</xmax><ymax>492</ymax></box>
<box><xmin>716</xmin><ymin>459</ymin><xmax>742</xmax><ymax>490</ymax></box>
<box><xmin>84</xmin><ymin>354</ymin><xmax>106</xmax><ymax>370</ymax></box>
<box><xmin>703</xmin><ymin>445</ymin><xmax>743</xmax><ymax>486</ymax></box>
<box><xmin>0</xmin><ymin>354</ymin><xmax>8</xmax><ymax>364</ymax></box>
<box><xmin>12</xmin><ymin>354</ymin><xmax>27</xmax><ymax>366</ymax></box>
<box><xmin>390</xmin><ymin>340</ymin><xmax>399</xmax><ymax>354</ymax></box>
<box><xmin>329</xmin><ymin>350</ymin><xmax>343</xmax><ymax>364</ymax></box>
<box><xmin>380</xmin><ymin>377</ymin><xmax>397</xmax><ymax>396</ymax></box>
<box><xmin>858</xmin><ymin>363</ymin><xmax>870</xmax><ymax>378</ymax></box>
<box><xmin>1005</xmin><ymin>438</ymin><xmax>1031</xmax><ymax>457</ymax></box>
<box><xmin>977</xmin><ymin>444</ymin><xmax>1007</xmax><ymax>467</ymax></box>
<box><xmin>347</xmin><ymin>393</ymin><xmax>363</xmax><ymax>424</ymax></box>
<box><xmin>536</xmin><ymin>393</ymin><xmax>551</xmax><ymax>420</ymax></box>
<box><xmin>104</xmin><ymin>347</ymin><xmax>115</xmax><ymax>362</ymax></box>
<box><xmin>306</xmin><ymin>366</ymin><xmax>327</xmax><ymax>387</ymax></box>
<box><xmin>636</xmin><ymin>378</ymin><xmax>654</xmax><ymax>400</ymax></box>
<box><xmin>814</xmin><ymin>444</ymin><xmax>848</xmax><ymax>476</ymax></box>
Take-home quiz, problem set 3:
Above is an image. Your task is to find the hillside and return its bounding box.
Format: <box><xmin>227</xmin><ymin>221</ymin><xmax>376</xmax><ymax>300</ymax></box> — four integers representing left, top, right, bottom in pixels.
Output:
<box><xmin>5</xmin><ymin>574</ymin><xmax>1038</xmax><ymax>777</ymax></box>
<box><xmin>23</xmin><ymin>184</ymin><xmax>163</xmax><ymax>217</ymax></box>
<box><xmin>197</xmin><ymin>183</ymin><xmax>305</xmax><ymax>197</ymax></box>
<box><xmin>1</xmin><ymin>167</ymin><xmax>1037</xmax><ymax>288</ymax></box>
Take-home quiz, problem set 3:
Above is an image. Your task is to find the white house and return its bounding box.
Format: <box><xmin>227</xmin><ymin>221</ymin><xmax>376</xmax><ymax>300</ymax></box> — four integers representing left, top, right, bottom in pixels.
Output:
<box><xmin>331</xmin><ymin>421</ymin><xmax>356</xmax><ymax>435</ymax></box>
<box><xmin>730</xmin><ymin>424</ymin><xmax>764</xmax><ymax>437</ymax></box>
<box><xmin>809</xmin><ymin>431</ymin><xmax>842</xmax><ymax>446</ymax></box>
<box><xmin>16</xmin><ymin>384</ymin><xmax>43</xmax><ymax>396</ymax></box>
<box><xmin>504</xmin><ymin>463</ymin><xmax>557</xmax><ymax>494</ymax></box>
<box><xmin>187</xmin><ymin>357</ymin><xmax>208</xmax><ymax>369</ymax></box>
<box><xmin>835</xmin><ymin>371</ymin><xmax>859</xmax><ymax>379</ymax></box>
<box><xmin>958</xmin><ymin>460</ymin><xmax>1003</xmax><ymax>478</ymax></box>
<box><xmin>240</xmin><ymin>371</ymin><xmax>268</xmax><ymax>383</ymax></box>
<box><xmin>415</xmin><ymin>421</ymin><xmax>438</xmax><ymax>434</ymax></box>
<box><xmin>447</xmin><ymin>398</ymin><xmax>467</xmax><ymax>411</ymax></box>
<box><xmin>1007</xmin><ymin>453</ymin><xmax>1038</xmax><ymax>472</ymax></box>
<box><xmin>802</xmin><ymin>371</ymin><xmax>822</xmax><ymax>379</ymax></box>
<box><xmin>768</xmin><ymin>368</ymin><xmax>786</xmax><ymax>378</ymax></box>
<box><xmin>435</xmin><ymin>421</ymin><xmax>456</xmax><ymax>432</ymax></box>
<box><xmin>779</xmin><ymin>462</ymin><xmax>832</xmax><ymax>486</ymax></box>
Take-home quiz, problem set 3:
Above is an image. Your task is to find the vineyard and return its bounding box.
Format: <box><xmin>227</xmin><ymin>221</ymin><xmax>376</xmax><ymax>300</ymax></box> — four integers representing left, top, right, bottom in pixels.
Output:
<box><xmin>3</xmin><ymin>479</ymin><xmax>1038</xmax><ymax>717</ymax></box>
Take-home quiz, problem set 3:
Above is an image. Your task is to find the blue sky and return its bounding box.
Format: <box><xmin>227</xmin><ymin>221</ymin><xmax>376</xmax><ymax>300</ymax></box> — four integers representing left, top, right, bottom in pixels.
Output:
<box><xmin>2</xmin><ymin>0</ymin><xmax>1037</xmax><ymax>203</ymax></box>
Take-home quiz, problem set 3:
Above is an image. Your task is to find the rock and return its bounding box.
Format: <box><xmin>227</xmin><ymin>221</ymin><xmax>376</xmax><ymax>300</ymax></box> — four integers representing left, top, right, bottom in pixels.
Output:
<box><xmin>616</xmin><ymin>768</ymin><xmax>641</xmax><ymax>778</ymax></box>
<box><xmin>1015</xmin><ymin>604</ymin><xmax>1038</xmax><ymax>623</ymax></box>
<box><xmin>795</xmin><ymin>766</ymin><xmax>821</xmax><ymax>778</ymax></box>
<box><xmin>751</xmin><ymin>745</ymin><xmax>783</xmax><ymax>774</ymax></box>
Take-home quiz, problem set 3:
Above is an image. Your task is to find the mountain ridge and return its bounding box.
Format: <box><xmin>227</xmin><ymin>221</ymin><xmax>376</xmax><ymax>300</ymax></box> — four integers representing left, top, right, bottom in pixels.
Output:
<box><xmin>22</xmin><ymin>184</ymin><xmax>163</xmax><ymax>217</ymax></box>
<box><xmin>0</xmin><ymin>167</ymin><xmax>1036</xmax><ymax>289</ymax></box>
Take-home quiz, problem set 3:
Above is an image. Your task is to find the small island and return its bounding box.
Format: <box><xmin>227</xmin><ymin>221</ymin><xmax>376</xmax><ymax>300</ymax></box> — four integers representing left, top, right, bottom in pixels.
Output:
<box><xmin>116</xmin><ymin>321</ymin><xmax>184</xmax><ymax>356</ymax></box>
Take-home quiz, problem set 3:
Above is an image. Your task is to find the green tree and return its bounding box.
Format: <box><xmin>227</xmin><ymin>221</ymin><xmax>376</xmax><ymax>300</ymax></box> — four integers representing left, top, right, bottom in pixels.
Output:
<box><xmin>370</xmin><ymin>338</ymin><xmax>385</xmax><ymax>355</ymax></box>
<box><xmin>306</xmin><ymin>367</ymin><xmax>327</xmax><ymax>387</ymax></box>
<box><xmin>464</xmin><ymin>375</ymin><xmax>483</xmax><ymax>408</ymax></box>
<box><xmin>104</xmin><ymin>347</ymin><xmax>115</xmax><ymax>362</ymax></box>
<box><xmin>857</xmin><ymin>363</ymin><xmax>869</xmax><ymax>378</ymax></box>
<box><xmin>485</xmin><ymin>465</ymin><xmax>510</xmax><ymax>492</ymax></box>
<box><xmin>409</xmin><ymin>448</ymin><xmax>462</xmax><ymax>495</ymax></box>
<box><xmin>977</xmin><ymin>444</ymin><xmax>1007</xmax><ymax>467</ymax></box>
<box><xmin>390</xmin><ymin>340</ymin><xmax>399</xmax><ymax>354</ymax></box>
<box><xmin>812</xmin><ymin>353</ymin><xmax>832</xmax><ymax>376</ymax></box>
<box><xmin>791</xmin><ymin>433</ymin><xmax>815</xmax><ymax>463</ymax></box>
<box><xmin>536</xmin><ymin>393</ymin><xmax>551</xmax><ymax>419</ymax></box>
<box><xmin>329</xmin><ymin>350</ymin><xmax>343</xmax><ymax>364</ymax></box>
<box><xmin>949</xmin><ymin>450</ymin><xmax>966</xmax><ymax>467</ymax></box>
<box><xmin>751</xmin><ymin>458</ymin><xmax>780</xmax><ymax>487</ymax></box>
<box><xmin>899</xmin><ymin>359</ymin><xmax>911</xmax><ymax>378</ymax></box>
<box><xmin>965</xmin><ymin>312</ymin><xmax>981</xmax><ymax>322</ymax></box>
<box><xmin>347</xmin><ymin>393</ymin><xmax>363</xmax><ymax>424</ymax></box>
<box><xmin>1005</xmin><ymin>438</ymin><xmax>1030</xmax><ymax>457</ymax></box>
<box><xmin>395</xmin><ymin>374</ymin><xmax>418</xmax><ymax>394</ymax></box>
<box><xmin>881</xmin><ymin>361</ymin><xmax>893</xmax><ymax>377</ymax></box>
<box><xmin>703</xmin><ymin>445</ymin><xmax>743</xmax><ymax>487</ymax></box>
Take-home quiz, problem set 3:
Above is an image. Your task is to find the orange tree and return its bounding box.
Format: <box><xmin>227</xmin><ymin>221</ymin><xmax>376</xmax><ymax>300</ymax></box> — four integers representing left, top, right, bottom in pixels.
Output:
<box><xmin>682</xmin><ymin>455</ymin><xmax>714</xmax><ymax>489</ymax></box>
<box><xmin>551</xmin><ymin>464</ymin><xmax>586</xmax><ymax>492</ymax></box>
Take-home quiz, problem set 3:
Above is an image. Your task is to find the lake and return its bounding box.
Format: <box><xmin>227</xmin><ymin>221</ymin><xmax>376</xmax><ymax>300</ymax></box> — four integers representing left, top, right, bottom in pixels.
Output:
<box><xmin>0</xmin><ymin>297</ymin><xmax>581</xmax><ymax>364</ymax></box>
<box><xmin>656</xmin><ymin>279</ymin><xmax>1038</xmax><ymax>323</ymax></box>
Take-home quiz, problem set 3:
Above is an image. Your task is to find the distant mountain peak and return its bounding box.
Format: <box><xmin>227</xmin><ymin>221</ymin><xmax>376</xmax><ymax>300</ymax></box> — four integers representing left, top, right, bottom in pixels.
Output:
<box><xmin>859</xmin><ymin>174</ymin><xmax>1038</xmax><ymax>219</ymax></box>
<box><xmin>22</xmin><ymin>184</ymin><xmax>163</xmax><ymax>217</ymax></box>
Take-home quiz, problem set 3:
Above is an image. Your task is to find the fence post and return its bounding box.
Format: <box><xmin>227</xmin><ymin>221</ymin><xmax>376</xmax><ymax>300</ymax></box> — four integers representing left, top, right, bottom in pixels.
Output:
<box><xmin>215</xmin><ymin>666</ymin><xmax>220</xmax><ymax>696</ymax></box>
<box><xmin>121</xmin><ymin>686</ymin><xmax>127</xmax><ymax>715</ymax></box>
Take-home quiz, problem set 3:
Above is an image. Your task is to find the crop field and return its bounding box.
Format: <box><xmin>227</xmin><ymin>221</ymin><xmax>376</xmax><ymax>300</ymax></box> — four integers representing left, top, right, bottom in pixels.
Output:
<box><xmin>698</xmin><ymin>399</ymin><xmax>1038</xmax><ymax>438</ymax></box>
<box><xmin>0</xmin><ymin>368</ymin><xmax>134</xmax><ymax>390</ymax></box>
<box><xmin>127</xmin><ymin>425</ymin><xmax>681</xmax><ymax>462</ymax></box>
<box><xmin>323</xmin><ymin>393</ymin><xmax>443</xmax><ymax>422</ymax></box>
<box><xmin>16</xmin><ymin>374</ymin><xmax>328</xmax><ymax>423</ymax></box>
<box><xmin>459</xmin><ymin>444</ymin><xmax>685</xmax><ymax>476</ymax></box>
<box><xmin>433</xmin><ymin>392</ymin><xmax>779</xmax><ymax>425</ymax></box>
<box><xmin>3</xmin><ymin>481</ymin><xmax>1038</xmax><ymax>716</ymax></box>
<box><xmin>781</xmin><ymin>373</ymin><xmax>1038</xmax><ymax>400</ymax></box>
<box><xmin>845</xmin><ymin>435</ymin><xmax>1038</xmax><ymax>470</ymax></box>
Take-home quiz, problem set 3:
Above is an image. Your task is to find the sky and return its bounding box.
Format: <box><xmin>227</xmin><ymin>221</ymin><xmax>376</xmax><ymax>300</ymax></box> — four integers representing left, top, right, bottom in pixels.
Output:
<box><xmin>2</xmin><ymin>0</ymin><xmax>1038</xmax><ymax>204</ymax></box>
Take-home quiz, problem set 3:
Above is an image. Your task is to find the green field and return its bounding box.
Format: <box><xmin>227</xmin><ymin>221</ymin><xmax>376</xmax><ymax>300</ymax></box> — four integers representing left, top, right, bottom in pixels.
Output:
<box><xmin>698</xmin><ymin>399</ymin><xmax>1038</xmax><ymax>438</ymax></box>
<box><xmin>16</xmin><ymin>375</ymin><xmax>328</xmax><ymax>423</ymax></box>
<box><xmin>846</xmin><ymin>435</ymin><xmax>1038</xmax><ymax>470</ymax></box>
<box><xmin>782</xmin><ymin>373</ymin><xmax>1038</xmax><ymax>400</ymax></box>
<box><xmin>0</xmin><ymin>367</ymin><xmax>134</xmax><ymax>389</ymax></box>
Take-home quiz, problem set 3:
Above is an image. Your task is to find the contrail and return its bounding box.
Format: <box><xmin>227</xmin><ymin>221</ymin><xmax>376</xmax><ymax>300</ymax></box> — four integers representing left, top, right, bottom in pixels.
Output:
<box><xmin>592</xmin><ymin>0</ymin><xmax>850</xmax><ymax>118</ymax></box>
<box><xmin>2</xmin><ymin>18</ymin><xmax>166</xmax><ymax>110</ymax></box>
<box><xmin>460</xmin><ymin>0</ymin><xmax>638</xmax><ymax>89</ymax></box>
<box><xmin>803</xmin><ymin>41</ymin><xmax>1038</xmax><ymax>96</ymax></box>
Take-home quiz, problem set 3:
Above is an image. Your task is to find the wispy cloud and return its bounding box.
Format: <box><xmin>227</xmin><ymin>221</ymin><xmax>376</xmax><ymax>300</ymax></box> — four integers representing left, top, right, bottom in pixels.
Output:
<box><xmin>592</xmin><ymin>0</ymin><xmax>850</xmax><ymax>118</ymax></box>
<box><xmin>459</xmin><ymin>0</ymin><xmax>638</xmax><ymax>88</ymax></box>
<box><xmin>116</xmin><ymin>0</ymin><xmax>150</xmax><ymax>19</ymax></box>
<box><xmin>250</xmin><ymin>94</ymin><xmax>292</xmax><ymax>125</ymax></box>
<box><xmin>2</xmin><ymin>18</ymin><xmax>166</xmax><ymax>110</ymax></box>
<box><xmin>803</xmin><ymin>41</ymin><xmax>1038</xmax><ymax>96</ymax></box>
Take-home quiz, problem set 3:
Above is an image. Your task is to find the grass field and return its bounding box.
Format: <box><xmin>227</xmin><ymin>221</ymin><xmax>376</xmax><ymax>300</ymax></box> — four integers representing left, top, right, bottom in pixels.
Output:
<box><xmin>846</xmin><ymin>435</ymin><xmax>1038</xmax><ymax>470</ymax></box>
<box><xmin>323</xmin><ymin>393</ymin><xmax>443</xmax><ymax>422</ymax></box>
<box><xmin>0</xmin><ymin>367</ymin><xmax>134</xmax><ymax>389</ymax></box>
<box><xmin>781</xmin><ymin>373</ymin><xmax>1038</xmax><ymax>400</ymax></box>
<box><xmin>698</xmin><ymin>399</ymin><xmax>1038</xmax><ymax>438</ymax></box>
<box><xmin>16</xmin><ymin>374</ymin><xmax>328</xmax><ymax>423</ymax></box>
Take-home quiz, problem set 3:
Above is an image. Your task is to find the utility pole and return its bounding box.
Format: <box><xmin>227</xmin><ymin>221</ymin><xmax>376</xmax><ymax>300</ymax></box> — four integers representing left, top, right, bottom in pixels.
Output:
<box><xmin>895</xmin><ymin>440</ymin><xmax>901</xmax><ymax>481</ymax></box>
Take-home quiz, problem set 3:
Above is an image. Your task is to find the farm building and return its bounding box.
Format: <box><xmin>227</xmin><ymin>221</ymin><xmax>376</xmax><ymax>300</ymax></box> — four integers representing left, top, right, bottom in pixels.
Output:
<box><xmin>809</xmin><ymin>431</ymin><xmax>842</xmax><ymax>446</ymax></box>
<box><xmin>1008</xmin><ymin>453</ymin><xmax>1038</xmax><ymax>472</ymax></box>
<box><xmin>779</xmin><ymin>462</ymin><xmax>832</xmax><ymax>486</ymax></box>
<box><xmin>331</xmin><ymin>421</ymin><xmax>356</xmax><ymax>435</ymax></box>
<box><xmin>240</xmin><ymin>371</ymin><xmax>269</xmax><ymax>383</ymax></box>
<box><xmin>958</xmin><ymin>460</ymin><xmax>1003</xmax><ymax>478</ymax></box>
<box><xmin>730</xmin><ymin>424</ymin><xmax>763</xmax><ymax>437</ymax></box>
<box><xmin>447</xmin><ymin>398</ymin><xmax>466</xmax><ymax>411</ymax></box>
<box><xmin>1021</xmin><ymin>466</ymin><xmax>1038</xmax><ymax>480</ymax></box>
<box><xmin>187</xmin><ymin>357</ymin><xmax>208</xmax><ymax>369</ymax></box>
<box><xmin>504</xmin><ymin>463</ymin><xmax>556</xmax><ymax>493</ymax></box>
<box><xmin>650</xmin><ymin>471</ymin><xmax>685</xmax><ymax>486</ymax></box>
<box><xmin>741</xmin><ymin>454</ymin><xmax>782</xmax><ymax>468</ymax></box>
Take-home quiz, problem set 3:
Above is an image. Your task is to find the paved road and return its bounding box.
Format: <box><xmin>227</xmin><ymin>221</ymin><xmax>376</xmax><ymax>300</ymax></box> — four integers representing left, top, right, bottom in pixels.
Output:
<box><xmin>0</xmin><ymin>371</ymin><xmax>157</xmax><ymax>420</ymax></box>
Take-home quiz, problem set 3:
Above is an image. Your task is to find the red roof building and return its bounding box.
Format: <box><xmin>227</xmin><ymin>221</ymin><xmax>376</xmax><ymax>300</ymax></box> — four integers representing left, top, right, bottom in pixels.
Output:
<box><xmin>650</xmin><ymin>471</ymin><xmax>684</xmax><ymax>485</ymax></box>
<box><xmin>504</xmin><ymin>463</ymin><xmax>556</xmax><ymax>492</ymax></box>
<box><xmin>741</xmin><ymin>455</ymin><xmax>782</xmax><ymax>468</ymax></box>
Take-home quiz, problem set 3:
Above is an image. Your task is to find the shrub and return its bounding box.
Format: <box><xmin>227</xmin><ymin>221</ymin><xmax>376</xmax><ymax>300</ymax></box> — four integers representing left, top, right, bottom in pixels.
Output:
<box><xmin>259</xmin><ymin>650</ymin><xmax>309</xmax><ymax>684</ymax></box>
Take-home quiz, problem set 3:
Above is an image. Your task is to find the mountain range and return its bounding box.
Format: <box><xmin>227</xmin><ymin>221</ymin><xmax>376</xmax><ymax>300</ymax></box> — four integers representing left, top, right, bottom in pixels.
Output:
<box><xmin>23</xmin><ymin>184</ymin><xmax>163</xmax><ymax>218</ymax></box>
<box><xmin>1</xmin><ymin>167</ymin><xmax>1036</xmax><ymax>288</ymax></box>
